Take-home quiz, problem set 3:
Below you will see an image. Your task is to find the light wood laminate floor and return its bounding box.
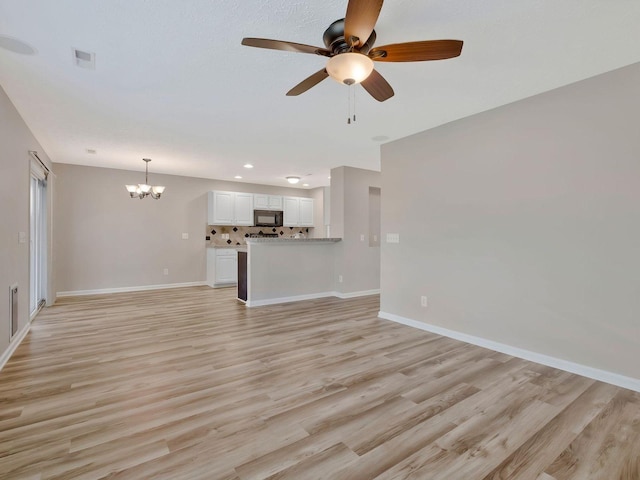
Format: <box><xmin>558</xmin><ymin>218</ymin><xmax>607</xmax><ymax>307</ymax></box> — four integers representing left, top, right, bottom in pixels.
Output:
<box><xmin>0</xmin><ymin>287</ymin><xmax>638</xmax><ymax>479</ymax></box>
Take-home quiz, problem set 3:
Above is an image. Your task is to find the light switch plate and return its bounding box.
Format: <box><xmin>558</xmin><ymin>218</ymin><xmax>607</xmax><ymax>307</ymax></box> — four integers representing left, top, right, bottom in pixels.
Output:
<box><xmin>386</xmin><ymin>233</ymin><xmax>400</xmax><ymax>243</ymax></box>
<box><xmin>19</xmin><ymin>232</ymin><xmax>26</xmax><ymax>244</ymax></box>
<box><xmin>182</xmin><ymin>233</ymin><xmax>189</xmax><ymax>240</ymax></box>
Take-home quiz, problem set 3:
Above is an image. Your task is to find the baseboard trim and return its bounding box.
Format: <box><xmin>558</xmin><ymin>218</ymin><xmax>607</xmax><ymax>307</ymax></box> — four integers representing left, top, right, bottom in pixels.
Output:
<box><xmin>378</xmin><ymin>311</ymin><xmax>640</xmax><ymax>393</ymax></box>
<box><xmin>57</xmin><ymin>281</ymin><xmax>206</xmax><ymax>297</ymax></box>
<box><xmin>0</xmin><ymin>321</ymin><xmax>31</xmax><ymax>372</ymax></box>
<box><xmin>246</xmin><ymin>289</ymin><xmax>380</xmax><ymax>307</ymax></box>
<box><xmin>335</xmin><ymin>289</ymin><xmax>380</xmax><ymax>299</ymax></box>
<box><xmin>247</xmin><ymin>292</ymin><xmax>336</xmax><ymax>307</ymax></box>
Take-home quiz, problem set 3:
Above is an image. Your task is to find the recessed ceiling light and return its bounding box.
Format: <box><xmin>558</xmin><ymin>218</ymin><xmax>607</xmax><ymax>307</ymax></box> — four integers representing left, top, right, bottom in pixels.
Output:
<box><xmin>234</xmin><ymin>175</ymin><xmax>242</xmax><ymax>179</ymax></box>
<box><xmin>302</xmin><ymin>183</ymin><xmax>309</xmax><ymax>187</ymax></box>
<box><xmin>86</xmin><ymin>148</ymin><xmax>97</xmax><ymax>154</ymax></box>
<box><xmin>243</xmin><ymin>164</ymin><xmax>254</xmax><ymax>169</ymax></box>
<box><xmin>286</xmin><ymin>176</ymin><xmax>300</xmax><ymax>184</ymax></box>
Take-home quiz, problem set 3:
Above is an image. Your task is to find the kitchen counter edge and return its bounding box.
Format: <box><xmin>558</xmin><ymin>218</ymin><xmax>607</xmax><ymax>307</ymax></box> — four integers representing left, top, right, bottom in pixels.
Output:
<box><xmin>246</xmin><ymin>238</ymin><xmax>342</xmax><ymax>244</ymax></box>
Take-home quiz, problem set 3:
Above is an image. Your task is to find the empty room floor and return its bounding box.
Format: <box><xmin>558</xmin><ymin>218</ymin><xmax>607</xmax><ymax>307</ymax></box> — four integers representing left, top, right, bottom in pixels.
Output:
<box><xmin>0</xmin><ymin>287</ymin><xmax>638</xmax><ymax>479</ymax></box>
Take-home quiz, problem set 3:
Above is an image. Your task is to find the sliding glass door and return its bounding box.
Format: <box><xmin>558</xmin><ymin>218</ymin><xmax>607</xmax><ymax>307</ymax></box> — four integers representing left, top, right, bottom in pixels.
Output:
<box><xmin>30</xmin><ymin>166</ymin><xmax>47</xmax><ymax>318</ymax></box>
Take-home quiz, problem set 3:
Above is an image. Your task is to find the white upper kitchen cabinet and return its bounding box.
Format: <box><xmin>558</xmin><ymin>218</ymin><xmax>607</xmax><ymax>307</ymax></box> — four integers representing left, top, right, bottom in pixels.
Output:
<box><xmin>234</xmin><ymin>193</ymin><xmax>254</xmax><ymax>225</ymax></box>
<box><xmin>283</xmin><ymin>196</ymin><xmax>299</xmax><ymax>226</ymax></box>
<box><xmin>208</xmin><ymin>191</ymin><xmax>254</xmax><ymax>225</ymax></box>
<box><xmin>283</xmin><ymin>196</ymin><xmax>314</xmax><ymax>227</ymax></box>
<box><xmin>254</xmin><ymin>194</ymin><xmax>283</xmax><ymax>210</ymax></box>
<box><xmin>299</xmin><ymin>198</ymin><xmax>314</xmax><ymax>226</ymax></box>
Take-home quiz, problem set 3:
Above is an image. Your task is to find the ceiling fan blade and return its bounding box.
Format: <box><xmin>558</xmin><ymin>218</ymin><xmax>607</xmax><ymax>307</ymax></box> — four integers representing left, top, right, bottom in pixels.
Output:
<box><xmin>344</xmin><ymin>0</ymin><xmax>384</xmax><ymax>48</ymax></box>
<box><xmin>241</xmin><ymin>38</ymin><xmax>331</xmax><ymax>56</ymax></box>
<box><xmin>370</xmin><ymin>40</ymin><xmax>463</xmax><ymax>62</ymax></box>
<box><xmin>360</xmin><ymin>69</ymin><xmax>394</xmax><ymax>102</ymax></box>
<box><xmin>286</xmin><ymin>69</ymin><xmax>329</xmax><ymax>96</ymax></box>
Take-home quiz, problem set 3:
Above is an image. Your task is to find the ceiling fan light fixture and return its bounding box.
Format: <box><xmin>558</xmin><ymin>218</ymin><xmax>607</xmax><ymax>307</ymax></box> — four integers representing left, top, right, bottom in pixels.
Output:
<box><xmin>286</xmin><ymin>176</ymin><xmax>301</xmax><ymax>184</ymax></box>
<box><xmin>326</xmin><ymin>52</ymin><xmax>374</xmax><ymax>85</ymax></box>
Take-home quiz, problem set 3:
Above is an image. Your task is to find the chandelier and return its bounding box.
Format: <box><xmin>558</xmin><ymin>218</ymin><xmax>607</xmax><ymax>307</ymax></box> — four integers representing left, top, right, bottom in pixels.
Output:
<box><xmin>125</xmin><ymin>158</ymin><xmax>165</xmax><ymax>199</ymax></box>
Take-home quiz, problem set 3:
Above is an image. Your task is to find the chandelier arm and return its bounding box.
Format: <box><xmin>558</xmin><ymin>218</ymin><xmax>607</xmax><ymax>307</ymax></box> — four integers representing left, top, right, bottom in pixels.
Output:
<box><xmin>127</xmin><ymin>158</ymin><xmax>163</xmax><ymax>200</ymax></box>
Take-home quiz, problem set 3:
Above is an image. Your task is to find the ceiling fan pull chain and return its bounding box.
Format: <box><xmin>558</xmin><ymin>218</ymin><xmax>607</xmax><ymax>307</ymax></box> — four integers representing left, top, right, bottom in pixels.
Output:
<box><xmin>353</xmin><ymin>85</ymin><xmax>357</xmax><ymax>123</ymax></box>
<box><xmin>346</xmin><ymin>84</ymin><xmax>357</xmax><ymax>124</ymax></box>
<box><xmin>347</xmin><ymin>84</ymin><xmax>352</xmax><ymax>124</ymax></box>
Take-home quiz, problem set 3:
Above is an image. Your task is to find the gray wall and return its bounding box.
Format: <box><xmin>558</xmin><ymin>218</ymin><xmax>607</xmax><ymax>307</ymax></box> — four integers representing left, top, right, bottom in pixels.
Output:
<box><xmin>0</xmin><ymin>84</ymin><xmax>53</xmax><ymax>360</ymax></box>
<box><xmin>54</xmin><ymin>163</ymin><xmax>311</xmax><ymax>293</ymax></box>
<box><xmin>331</xmin><ymin>166</ymin><xmax>381</xmax><ymax>294</ymax></box>
<box><xmin>248</xmin><ymin>242</ymin><xmax>336</xmax><ymax>303</ymax></box>
<box><xmin>380</xmin><ymin>62</ymin><xmax>640</xmax><ymax>380</ymax></box>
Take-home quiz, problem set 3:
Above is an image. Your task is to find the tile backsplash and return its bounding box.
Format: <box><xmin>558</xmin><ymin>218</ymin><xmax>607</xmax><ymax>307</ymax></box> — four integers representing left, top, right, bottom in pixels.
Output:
<box><xmin>207</xmin><ymin>225</ymin><xmax>313</xmax><ymax>246</ymax></box>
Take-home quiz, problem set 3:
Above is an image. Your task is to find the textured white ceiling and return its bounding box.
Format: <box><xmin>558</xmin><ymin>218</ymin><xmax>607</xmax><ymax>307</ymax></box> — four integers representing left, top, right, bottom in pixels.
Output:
<box><xmin>1</xmin><ymin>0</ymin><xmax>639</xmax><ymax>188</ymax></box>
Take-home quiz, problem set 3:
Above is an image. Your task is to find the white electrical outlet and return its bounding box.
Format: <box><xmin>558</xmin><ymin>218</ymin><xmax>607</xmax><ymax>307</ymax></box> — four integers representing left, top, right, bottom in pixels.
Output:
<box><xmin>338</xmin><ymin>275</ymin><xmax>343</xmax><ymax>283</ymax></box>
<box><xmin>182</xmin><ymin>233</ymin><xmax>189</xmax><ymax>240</ymax></box>
<box><xmin>360</xmin><ymin>234</ymin><xmax>365</xmax><ymax>242</ymax></box>
<box><xmin>163</xmin><ymin>268</ymin><xmax>169</xmax><ymax>275</ymax></box>
<box><xmin>421</xmin><ymin>296</ymin><xmax>428</xmax><ymax>307</ymax></box>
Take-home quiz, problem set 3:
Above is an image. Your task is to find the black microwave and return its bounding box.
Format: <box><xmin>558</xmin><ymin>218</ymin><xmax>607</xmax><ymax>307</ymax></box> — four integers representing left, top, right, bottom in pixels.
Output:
<box><xmin>254</xmin><ymin>210</ymin><xmax>283</xmax><ymax>227</ymax></box>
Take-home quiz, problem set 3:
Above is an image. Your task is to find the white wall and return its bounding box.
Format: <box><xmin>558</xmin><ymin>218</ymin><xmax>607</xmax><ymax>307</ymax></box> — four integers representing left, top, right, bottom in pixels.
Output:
<box><xmin>331</xmin><ymin>166</ymin><xmax>381</xmax><ymax>295</ymax></box>
<box><xmin>310</xmin><ymin>187</ymin><xmax>325</xmax><ymax>238</ymax></box>
<box><xmin>380</xmin><ymin>62</ymin><xmax>640</xmax><ymax>383</ymax></box>
<box><xmin>0</xmin><ymin>84</ymin><xmax>53</xmax><ymax>363</ymax></box>
<box><xmin>54</xmin><ymin>163</ymin><xmax>311</xmax><ymax>293</ymax></box>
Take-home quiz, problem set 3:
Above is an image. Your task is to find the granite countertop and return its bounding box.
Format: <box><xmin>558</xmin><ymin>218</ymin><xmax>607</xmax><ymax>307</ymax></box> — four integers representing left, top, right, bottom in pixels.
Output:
<box><xmin>245</xmin><ymin>238</ymin><xmax>342</xmax><ymax>244</ymax></box>
<box><xmin>207</xmin><ymin>245</ymin><xmax>243</xmax><ymax>249</ymax></box>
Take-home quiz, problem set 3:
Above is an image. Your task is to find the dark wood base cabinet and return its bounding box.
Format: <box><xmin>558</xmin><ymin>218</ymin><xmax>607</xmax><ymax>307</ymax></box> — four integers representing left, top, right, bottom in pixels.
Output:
<box><xmin>237</xmin><ymin>251</ymin><xmax>247</xmax><ymax>301</ymax></box>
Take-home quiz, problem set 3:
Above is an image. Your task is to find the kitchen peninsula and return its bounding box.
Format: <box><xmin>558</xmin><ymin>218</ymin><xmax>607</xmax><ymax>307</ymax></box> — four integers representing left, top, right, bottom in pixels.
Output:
<box><xmin>238</xmin><ymin>238</ymin><xmax>341</xmax><ymax>307</ymax></box>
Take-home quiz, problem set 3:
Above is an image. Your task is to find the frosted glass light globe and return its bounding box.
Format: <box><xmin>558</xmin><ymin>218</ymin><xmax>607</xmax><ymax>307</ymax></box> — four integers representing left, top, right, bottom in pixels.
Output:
<box><xmin>326</xmin><ymin>52</ymin><xmax>374</xmax><ymax>85</ymax></box>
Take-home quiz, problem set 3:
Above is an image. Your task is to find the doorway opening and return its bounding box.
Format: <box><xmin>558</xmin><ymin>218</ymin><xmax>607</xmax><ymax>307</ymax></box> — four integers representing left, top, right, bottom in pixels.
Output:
<box><xmin>29</xmin><ymin>153</ymin><xmax>48</xmax><ymax>319</ymax></box>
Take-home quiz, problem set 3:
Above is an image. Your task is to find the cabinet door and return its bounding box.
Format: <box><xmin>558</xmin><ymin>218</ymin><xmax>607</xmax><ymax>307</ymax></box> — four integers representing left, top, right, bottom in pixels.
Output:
<box><xmin>211</xmin><ymin>191</ymin><xmax>234</xmax><ymax>225</ymax></box>
<box><xmin>299</xmin><ymin>198</ymin><xmax>314</xmax><ymax>226</ymax></box>
<box><xmin>268</xmin><ymin>195</ymin><xmax>283</xmax><ymax>210</ymax></box>
<box><xmin>234</xmin><ymin>193</ymin><xmax>254</xmax><ymax>225</ymax></box>
<box><xmin>283</xmin><ymin>197</ymin><xmax>299</xmax><ymax>226</ymax></box>
<box><xmin>254</xmin><ymin>194</ymin><xmax>269</xmax><ymax>210</ymax></box>
<box><xmin>206</xmin><ymin>249</ymin><xmax>216</xmax><ymax>287</ymax></box>
<box><xmin>215</xmin><ymin>254</ymin><xmax>238</xmax><ymax>283</ymax></box>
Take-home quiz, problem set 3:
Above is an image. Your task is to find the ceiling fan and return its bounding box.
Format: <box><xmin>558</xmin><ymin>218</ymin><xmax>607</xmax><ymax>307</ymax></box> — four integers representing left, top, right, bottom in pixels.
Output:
<box><xmin>241</xmin><ymin>0</ymin><xmax>463</xmax><ymax>102</ymax></box>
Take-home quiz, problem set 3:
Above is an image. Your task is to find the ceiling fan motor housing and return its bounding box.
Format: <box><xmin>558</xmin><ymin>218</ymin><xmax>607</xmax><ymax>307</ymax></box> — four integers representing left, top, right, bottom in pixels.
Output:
<box><xmin>323</xmin><ymin>18</ymin><xmax>376</xmax><ymax>54</ymax></box>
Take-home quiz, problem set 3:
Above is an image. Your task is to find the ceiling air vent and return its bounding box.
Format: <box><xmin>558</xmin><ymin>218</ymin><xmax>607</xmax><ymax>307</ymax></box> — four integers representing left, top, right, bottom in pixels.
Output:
<box><xmin>72</xmin><ymin>48</ymin><xmax>95</xmax><ymax>69</ymax></box>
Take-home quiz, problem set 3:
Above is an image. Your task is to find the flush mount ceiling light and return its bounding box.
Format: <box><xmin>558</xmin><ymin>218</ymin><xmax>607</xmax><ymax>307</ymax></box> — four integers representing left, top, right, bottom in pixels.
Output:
<box><xmin>0</xmin><ymin>35</ymin><xmax>36</xmax><ymax>55</ymax></box>
<box><xmin>243</xmin><ymin>164</ymin><xmax>254</xmax><ymax>169</ymax></box>
<box><xmin>286</xmin><ymin>176</ymin><xmax>301</xmax><ymax>184</ymax></box>
<box><xmin>125</xmin><ymin>158</ymin><xmax>165</xmax><ymax>199</ymax></box>
<box><xmin>234</xmin><ymin>175</ymin><xmax>243</xmax><ymax>179</ymax></box>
